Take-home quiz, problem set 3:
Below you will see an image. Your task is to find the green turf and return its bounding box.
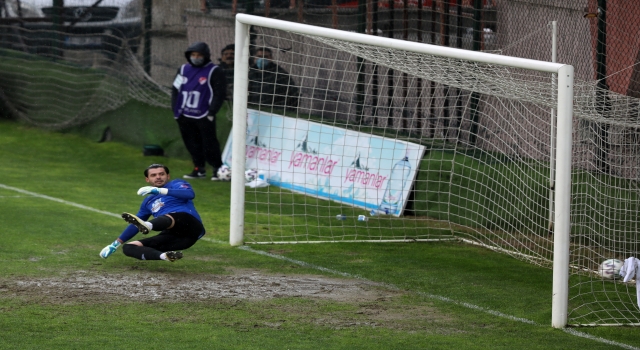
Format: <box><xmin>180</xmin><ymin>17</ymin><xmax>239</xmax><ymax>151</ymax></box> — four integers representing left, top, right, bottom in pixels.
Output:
<box><xmin>0</xmin><ymin>119</ymin><xmax>639</xmax><ymax>349</ymax></box>
<box><xmin>0</xmin><ymin>48</ymin><xmax>233</xmax><ymax>162</ymax></box>
<box><xmin>62</xmin><ymin>99</ymin><xmax>234</xmax><ymax>162</ymax></box>
<box><xmin>0</xmin><ymin>46</ymin><xmax>633</xmax><ymax>243</ymax></box>
<box><xmin>0</xmin><ymin>48</ymin><xmax>124</xmax><ymax>126</ymax></box>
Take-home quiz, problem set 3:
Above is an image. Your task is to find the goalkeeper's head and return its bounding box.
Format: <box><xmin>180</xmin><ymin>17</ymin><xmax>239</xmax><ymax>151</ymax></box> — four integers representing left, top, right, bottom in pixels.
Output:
<box><xmin>144</xmin><ymin>164</ymin><xmax>170</xmax><ymax>177</ymax></box>
<box><xmin>144</xmin><ymin>164</ymin><xmax>170</xmax><ymax>188</ymax></box>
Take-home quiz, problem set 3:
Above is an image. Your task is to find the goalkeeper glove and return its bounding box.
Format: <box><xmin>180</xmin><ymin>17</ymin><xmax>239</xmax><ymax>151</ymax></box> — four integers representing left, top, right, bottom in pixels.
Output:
<box><xmin>137</xmin><ymin>186</ymin><xmax>168</xmax><ymax>196</ymax></box>
<box><xmin>99</xmin><ymin>240</ymin><xmax>121</xmax><ymax>259</ymax></box>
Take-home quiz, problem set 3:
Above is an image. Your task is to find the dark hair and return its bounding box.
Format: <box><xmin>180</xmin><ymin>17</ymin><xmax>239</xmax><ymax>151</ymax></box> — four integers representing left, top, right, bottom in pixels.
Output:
<box><xmin>144</xmin><ymin>164</ymin><xmax>170</xmax><ymax>177</ymax></box>
<box><xmin>221</xmin><ymin>44</ymin><xmax>234</xmax><ymax>55</ymax></box>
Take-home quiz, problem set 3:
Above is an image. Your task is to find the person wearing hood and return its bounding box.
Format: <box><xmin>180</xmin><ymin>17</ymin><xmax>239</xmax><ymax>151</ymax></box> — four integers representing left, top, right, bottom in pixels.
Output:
<box><xmin>248</xmin><ymin>47</ymin><xmax>299</xmax><ymax>109</ymax></box>
<box><xmin>172</xmin><ymin>41</ymin><xmax>227</xmax><ymax>181</ymax></box>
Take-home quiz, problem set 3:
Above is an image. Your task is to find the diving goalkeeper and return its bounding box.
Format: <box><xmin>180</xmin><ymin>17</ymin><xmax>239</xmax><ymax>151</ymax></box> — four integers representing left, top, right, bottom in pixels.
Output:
<box><xmin>99</xmin><ymin>164</ymin><xmax>206</xmax><ymax>262</ymax></box>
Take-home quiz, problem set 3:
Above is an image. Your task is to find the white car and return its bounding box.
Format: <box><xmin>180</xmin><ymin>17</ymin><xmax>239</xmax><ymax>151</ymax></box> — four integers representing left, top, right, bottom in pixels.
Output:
<box><xmin>2</xmin><ymin>0</ymin><xmax>141</xmax><ymax>52</ymax></box>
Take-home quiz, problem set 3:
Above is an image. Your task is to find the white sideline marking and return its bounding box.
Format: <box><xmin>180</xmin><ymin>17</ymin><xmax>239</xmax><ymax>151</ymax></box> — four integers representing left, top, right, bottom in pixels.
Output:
<box><xmin>1</xmin><ymin>183</ymin><xmax>637</xmax><ymax>350</ymax></box>
<box><xmin>239</xmin><ymin>244</ymin><xmax>536</xmax><ymax>325</ymax></box>
<box><xmin>238</xmin><ymin>245</ymin><xmax>639</xmax><ymax>350</ymax></box>
<box><xmin>563</xmin><ymin>328</ymin><xmax>640</xmax><ymax>350</ymax></box>
<box><xmin>0</xmin><ymin>184</ymin><xmax>121</xmax><ymax>218</ymax></box>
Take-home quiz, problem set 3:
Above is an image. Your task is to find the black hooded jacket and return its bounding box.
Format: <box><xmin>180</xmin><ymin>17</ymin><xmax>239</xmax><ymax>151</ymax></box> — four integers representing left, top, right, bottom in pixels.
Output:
<box><xmin>184</xmin><ymin>41</ymin><xmax>212</xmax><ymax>64</ymax></box>
<box><xmin>171</xmin><ymin>42</ymin><xmax>227</xmax><ymax>118</ymax></box>
<box><xmin>247</xmin><ymin>60</ymin><xmax>299</xmax><ymax>108</ymax></box>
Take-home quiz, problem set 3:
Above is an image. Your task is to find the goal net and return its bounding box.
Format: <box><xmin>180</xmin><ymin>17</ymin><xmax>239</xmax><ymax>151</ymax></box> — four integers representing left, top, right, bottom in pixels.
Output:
<box><xmin>0</xmin><ymin>24</ymin><xmax>169</xmax><ymax>129</ymax></box>
<box><xmin>230</xmin><ymin>14</ymin><xmax>640</xmax><ymax>328</ymax></box>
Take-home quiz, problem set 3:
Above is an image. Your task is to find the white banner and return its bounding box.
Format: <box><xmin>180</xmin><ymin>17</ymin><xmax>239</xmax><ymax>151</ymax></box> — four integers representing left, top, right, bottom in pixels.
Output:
<box><xmin>222</xmin><ymin>109</ymin><xmax>425</xmax><ymax>216</ymax></box>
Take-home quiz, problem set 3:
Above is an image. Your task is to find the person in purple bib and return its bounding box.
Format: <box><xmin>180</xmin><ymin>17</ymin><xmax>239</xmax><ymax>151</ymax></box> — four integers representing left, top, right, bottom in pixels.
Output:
<box><xmin>172</xmin><ymin>42</ymin><xmax>228</xmax><ymax>181</ymax></box>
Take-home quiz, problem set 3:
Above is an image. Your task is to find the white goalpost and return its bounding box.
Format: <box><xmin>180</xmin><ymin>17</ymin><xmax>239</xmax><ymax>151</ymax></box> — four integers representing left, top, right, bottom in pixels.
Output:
<box><xmin>229</xmin><ymin>14</ymin><xmax>575</xmax><ymax>328</ymax></box>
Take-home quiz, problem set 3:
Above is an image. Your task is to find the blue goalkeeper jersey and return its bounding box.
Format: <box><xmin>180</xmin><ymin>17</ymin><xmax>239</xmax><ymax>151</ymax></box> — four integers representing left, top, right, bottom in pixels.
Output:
<box><xmin>118</xmin><ymin>179</ymin><xmax>202</xmax><ymax>242</ymax></box>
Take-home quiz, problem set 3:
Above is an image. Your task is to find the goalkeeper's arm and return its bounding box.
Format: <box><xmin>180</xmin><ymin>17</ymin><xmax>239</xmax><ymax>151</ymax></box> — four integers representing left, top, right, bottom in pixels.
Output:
<box><xmin>99</xmin><ymin>238</ymin><xmax>123</xmax><ymax>259</ymax></box>
<box><xmin>100</xmin><ymin>206</ymin><xmax>152</xmax><ymax>259</ymax></box>
<box><xmin>99</xmin><ymin>225</ymin><xmax>137</xmax><ymax>259</ymax></box>
<box><xmin>137</xmin><ymin>186</ymin><xmax>168</xmax><ymax>196</ymax></box>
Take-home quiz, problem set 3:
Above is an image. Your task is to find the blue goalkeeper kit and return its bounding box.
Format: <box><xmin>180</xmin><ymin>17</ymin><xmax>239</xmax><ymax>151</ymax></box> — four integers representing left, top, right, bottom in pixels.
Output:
<box><xmin>118</xmin><ymin>179</ymin><xmax>202</xmax><ymax>242</ymax></box>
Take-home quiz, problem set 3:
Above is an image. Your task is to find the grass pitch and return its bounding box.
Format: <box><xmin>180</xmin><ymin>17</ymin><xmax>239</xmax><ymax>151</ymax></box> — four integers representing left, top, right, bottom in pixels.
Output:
<box><xmin>0</xmin><ymin>119</ymin><xmax>639</xmax><ymax>349</ymax></box>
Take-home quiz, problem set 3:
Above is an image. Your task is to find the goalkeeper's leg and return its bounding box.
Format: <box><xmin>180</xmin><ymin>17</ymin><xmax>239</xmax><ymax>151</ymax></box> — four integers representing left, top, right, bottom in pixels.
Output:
<box><xmin>122</xmin><ymin>231</ymin><xmax>199</xmax><ymax>262</ymax></box>
<box><xmin>122</xmin><ymin>244</ymin><xmax>182</xmax><ymax>262</ymax></box>
<box><xmin>122</xmin><ymin>244</ymin><xmax>165</xmax><ymax>260</ymax></box>
<box><xmin>150</xmin><ymin>215</ymin><xmax>174</xmax><ymax>230</ymax></box>
<box><xmin>122</xmin><ymin>237</ymin><xmax>189</xmax><ymax>262</ymax></box>
<box><xmin>122</xmin><ymin>214</ymin><xmax>174</xmax><ymax>234</ymax></box>
<box><xmin>122</xmin><ymin>213</ymin><xmax>203</xmax><ymax>261</ymax></box>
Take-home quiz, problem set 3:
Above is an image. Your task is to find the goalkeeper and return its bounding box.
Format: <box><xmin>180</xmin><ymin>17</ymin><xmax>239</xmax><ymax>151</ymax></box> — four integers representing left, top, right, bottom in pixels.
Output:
<box><xmin>99</xmin><ymin>164</ymin><xmax>206</xmax><ymax>262</ymax></box>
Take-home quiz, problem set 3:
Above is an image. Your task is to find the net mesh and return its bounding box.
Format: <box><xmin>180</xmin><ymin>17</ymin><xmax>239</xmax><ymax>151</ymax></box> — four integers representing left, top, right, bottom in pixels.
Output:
<box><xmin>0</xmin><ymin>25</ymin><xmax>169</xmax><ymax>129</ymax></box>
<box><xmin>1</xmin><ymin>0</ymin><xmax>640</xmax><ymax>327</ymax></box>
<box><xmin>239</xmin><ymin>21</ymin><xmax>640</xmax><ymax>326</ymax></box>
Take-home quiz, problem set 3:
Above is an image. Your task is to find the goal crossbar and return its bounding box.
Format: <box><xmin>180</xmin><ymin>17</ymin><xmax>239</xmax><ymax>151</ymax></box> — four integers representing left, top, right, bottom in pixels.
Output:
<box><xmin>230</xmin><ymin>14</ymin><xmax>575</xmax><ymax>328</ymax></box>
<box><xmin>235</xmin><ymin>14</ymin><xmax>563</xmax><ymax>73</ymax></box>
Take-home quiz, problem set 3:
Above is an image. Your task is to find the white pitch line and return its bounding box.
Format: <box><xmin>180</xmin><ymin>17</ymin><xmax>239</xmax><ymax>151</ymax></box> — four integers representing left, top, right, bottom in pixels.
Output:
<box><xmin>239</xmin><ymin>245</ymin><xmax>536</xmax><ymax>324</ymax></box>
<box><xmin>0</xmin><ymin>184</ymin><xmax>121</xmax><ymax>218</ymax></box>
<box><xmin>237</xmin><ymin>245</ymin><xmax>639</xmax><ymax>350</ymax></box>
<box><xmin>2</xmin><ymin>183</ymin><xmax>638</xmax><ymax>350</ymax></box>
<box><xmin>563</xmin><ymin>328</ymin><xmax>640</xmax><ymax>350</ymax></box>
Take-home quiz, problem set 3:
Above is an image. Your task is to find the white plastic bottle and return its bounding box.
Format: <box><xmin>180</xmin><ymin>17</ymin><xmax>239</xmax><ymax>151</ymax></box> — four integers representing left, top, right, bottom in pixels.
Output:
<box><xmin>377</xmin><ymin>156</ymin><xmax>411</xmax><ymax>215</ymax></box>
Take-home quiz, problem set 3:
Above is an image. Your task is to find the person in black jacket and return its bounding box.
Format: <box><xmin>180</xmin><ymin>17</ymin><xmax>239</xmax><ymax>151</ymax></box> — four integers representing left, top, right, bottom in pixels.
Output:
<box><xmin>172</xmin><ymin>42</ymin><xmax>228</xmax><ymax>181</ymax></box>
<box><xmin>218</xmin><ymin>44</ymin><xmax>235</xmax><ymax>100</ymax></box>
<box><xmin>248</xmin><ymin>47</ymin><xmax>299</xmax><ymax>109</ymax></box>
